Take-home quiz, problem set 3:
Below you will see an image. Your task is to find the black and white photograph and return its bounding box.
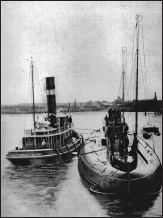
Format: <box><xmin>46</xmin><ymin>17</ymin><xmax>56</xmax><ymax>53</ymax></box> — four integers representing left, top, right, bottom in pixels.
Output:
<box><xmin>1</xmin><ymin>1</ymin><xmax>162</xmax><ymax>217</ymax></box>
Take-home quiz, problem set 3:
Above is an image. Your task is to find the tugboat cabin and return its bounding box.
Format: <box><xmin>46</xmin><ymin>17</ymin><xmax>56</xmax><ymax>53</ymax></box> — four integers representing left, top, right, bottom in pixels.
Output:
<box><xmin>22</xmin><ymin>114</ymin><xmax>72</xmax><ymax>150</ymax></box>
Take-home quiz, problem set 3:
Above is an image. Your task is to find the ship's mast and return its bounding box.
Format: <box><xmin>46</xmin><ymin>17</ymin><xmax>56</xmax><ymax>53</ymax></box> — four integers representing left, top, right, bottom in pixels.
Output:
<box><xmin>135</xmin><ymin>14</ymin><xmax>140</xmax><ymax>136</ymax></box>
<box><xmin>31</xmin><ymin>57</ymin><xmax>36</xmax><ymax>131</ymax></box>
<box><xmin>122</xmin><ymin>47</ymin><xmax>127</xmax><ymax>122</ymax></box>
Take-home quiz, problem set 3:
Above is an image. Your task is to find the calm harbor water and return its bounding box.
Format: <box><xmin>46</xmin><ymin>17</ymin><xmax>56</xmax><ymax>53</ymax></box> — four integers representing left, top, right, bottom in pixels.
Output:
<box><xmin>1</xmin><ymin>111</ymin><xmax>162</xmax><ymax>217</ymax></box>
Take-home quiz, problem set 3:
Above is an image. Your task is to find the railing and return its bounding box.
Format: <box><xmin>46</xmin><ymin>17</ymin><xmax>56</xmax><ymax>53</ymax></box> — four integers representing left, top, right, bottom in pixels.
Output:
<box><xmin>61</xmin><ymin>124</ymin><xmax>71</xmax><ymax>132</ymax></box>
<box><xmin>24</xmin><ymin>123</ymin><xmax>71</xmax><ymax>136</ymax></box>
<box><xmin>24</xmin><ymin>129</ymin><xmax>33</xmax><ymax>135</ymax></box>
<box><xmin>56</xmin><ymin>140</ymin><xmax>60</xmax><ymax>148</ymax></box>
<box><xmin>23</xmin><ymin>127</ymin><xmax>73</xmax><ymax>149</ymax></box>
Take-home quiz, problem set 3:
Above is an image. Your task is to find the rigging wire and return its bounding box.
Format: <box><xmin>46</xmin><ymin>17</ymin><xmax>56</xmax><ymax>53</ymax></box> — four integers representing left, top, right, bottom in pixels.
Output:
<box><xmin>137</xmin><ymin>17</ymin><xmax>152</xmax><ymax>128</ymax></box>
<box><xmin>118</xmin><ymin>74</ymin><xmax>123</xmax><ymax>100</ymax></box>
<box><xmin>125</xmin><ymin>53</ymin><xmax>137</xmax><ymax>103</ymax></box>
<box><xmin>33</xmin><ymin>62</ymin><xmax>46</xmax><ymax>106</ymax></box>
<box><xmin>139</xmin><ymin>52</ymin><xmax>147</xmax><ymax>99</ymax></box>
<box><xmin>141</xmin><ymin>17</ymin><xmax>153</xmax><ymax>127</ymax></box>
<box><xmin>125</xmin><ymin>17</ymin><xmax>150</xmax><ymax>132</ymax></box>
<box><xmin>125</xmin><ymin>23</ymin><xmax>136</xmax><ymax>104</ymax></box>
<box><xmin>125</xmin><ymin>51</ymin><xmax>137</xmax><ymax>133</ymax></box>
<box><xmin>126</xmin><ymin>24</ymin><xmax>136</xmax><ymax>101</ymax></box>
<box><xmin>125</xmin><ymin>22</ymin><xmax>137</xmax><ymax>133</ymax></box>
<box><xmin>141</xmin><ymin>16</ymin><xmax>148</xmax><ymax>100</ymax></box>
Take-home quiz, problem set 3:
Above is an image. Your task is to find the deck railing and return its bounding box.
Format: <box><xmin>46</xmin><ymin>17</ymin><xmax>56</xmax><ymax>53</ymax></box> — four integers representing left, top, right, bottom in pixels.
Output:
<box><xmin>24</xmin><ymin>139</ymin><xmax>66</xmax><ymax>149</ymax></box>
<box><xmin>24</xmin><ymin>123</ymin><xmax>71</xmax><ymax>136</ymax></box>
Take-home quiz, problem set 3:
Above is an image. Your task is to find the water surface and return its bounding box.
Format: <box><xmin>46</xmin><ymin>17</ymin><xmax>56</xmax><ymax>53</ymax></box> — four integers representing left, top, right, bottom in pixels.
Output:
<box><xmin>1</xmin><ymin>112</ymin><xmax>162</xmax><ymax>217</ymax></box>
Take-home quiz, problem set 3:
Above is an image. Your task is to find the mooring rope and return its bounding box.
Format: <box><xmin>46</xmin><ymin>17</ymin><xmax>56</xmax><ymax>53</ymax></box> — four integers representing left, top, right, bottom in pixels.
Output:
<box><xmin>84</xmin><ymin>135</ymin><xmax>99</xmax><ymax>141</ymax></box>
<box><xmin>79</xmin><ymin>146</ymin><xmax>108</xmax><ymax>156</ymax></box>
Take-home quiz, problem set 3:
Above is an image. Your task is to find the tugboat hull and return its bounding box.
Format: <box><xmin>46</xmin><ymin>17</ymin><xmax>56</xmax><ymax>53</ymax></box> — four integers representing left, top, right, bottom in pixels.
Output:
<box><xmin>6</xmin><ymin>136</ymin><xmax>81</xmax><ymax>166</ymax></box>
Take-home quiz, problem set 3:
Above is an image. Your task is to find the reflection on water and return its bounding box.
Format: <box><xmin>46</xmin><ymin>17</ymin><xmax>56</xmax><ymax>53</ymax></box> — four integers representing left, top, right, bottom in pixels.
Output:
<box><xmin>90</xmin><ymin>189</ymin><xmax>160</xmax><ymax>217</ymax></box>
<box><xmin>4</xmin><ymin>164</ymin><xmax>69</xmax><ymax>207</ymax></box>
<box><xmin>79</xmin><ymin>172</ymin><xmax>161</xmax><ymax>217</ymax></box>
<box><xmin>1</xmin><ymin>112</ymin><xmax>162</xmax><ymax>217</ymax></box>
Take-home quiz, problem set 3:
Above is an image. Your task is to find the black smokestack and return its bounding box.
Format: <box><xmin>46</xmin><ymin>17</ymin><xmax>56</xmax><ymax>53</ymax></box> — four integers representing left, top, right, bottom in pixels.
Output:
<box><xmin>46</xmin><ymin>77</ymin><xmax>57</xmax><ymax>127</ymax></box>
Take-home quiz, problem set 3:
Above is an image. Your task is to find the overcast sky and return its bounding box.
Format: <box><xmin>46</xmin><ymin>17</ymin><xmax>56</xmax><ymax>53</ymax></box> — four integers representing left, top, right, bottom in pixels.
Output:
<box><xmin>1</xmin><ymin>1</ymin><xmax>162</xmax><ymax>105</ymax></box>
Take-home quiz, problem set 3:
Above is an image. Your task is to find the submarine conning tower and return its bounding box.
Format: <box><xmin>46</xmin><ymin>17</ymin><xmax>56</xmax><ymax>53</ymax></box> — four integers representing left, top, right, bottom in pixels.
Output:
<box><xmin>46</xmin><ymin>77</ymin><xmax>57</xmax><ymax>127</ymax></box>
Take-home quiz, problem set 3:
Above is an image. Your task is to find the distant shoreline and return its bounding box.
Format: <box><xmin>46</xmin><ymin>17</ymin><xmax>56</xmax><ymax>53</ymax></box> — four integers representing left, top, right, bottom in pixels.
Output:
<box><xmin>1</xmin><ymin>110</ymin><xmax>162</xmax><ymax>114</ymax></box>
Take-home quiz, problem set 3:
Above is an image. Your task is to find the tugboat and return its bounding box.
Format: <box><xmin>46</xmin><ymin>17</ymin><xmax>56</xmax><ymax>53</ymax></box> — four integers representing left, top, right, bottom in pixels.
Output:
<box><xmin>6</xmin><ymin>59</ymin><xmax>83</xmax><ymax>165</ymax></box>
<box><xmin>78</xmin><ymin>15</ymin><xmax>162</xmax><ymax>195</ymax></box>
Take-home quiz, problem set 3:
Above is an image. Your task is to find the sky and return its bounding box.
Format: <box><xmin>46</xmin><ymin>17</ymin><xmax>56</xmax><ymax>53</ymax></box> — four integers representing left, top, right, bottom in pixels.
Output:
<box><xmin>1</xmin><ymin>1</ymin><xmax>162</xmax><ymax>105</ymax></box>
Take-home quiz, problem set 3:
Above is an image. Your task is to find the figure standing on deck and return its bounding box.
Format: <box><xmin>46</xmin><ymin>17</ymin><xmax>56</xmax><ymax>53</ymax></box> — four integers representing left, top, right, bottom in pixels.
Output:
<box><xmin>68</xmin><ymin>115</ymin><xmax>72</xmax><ymax>127</ymax></box>
<box><xmin>120</xmin><ymin>123</ymin><xmax>129</xmax><ymax>156</ymax></box>
<box><xmin>108</xmin><ymin>107</ymin><xmax>113</xmax><ymax>122</ymax></box>
<box><xmin>42</xmin><ymin>139</ymin><xmax>47</xmax><ymax>149</ymax></box>
<box><xmin>103</xmin><ymin>114</ymin><xmax>108</xmax><ymax>132</ymax></box>
<box><xmin>104</xmin><ymin>114</ymin><xmax>108</xmax><ymax>122</ymax></box>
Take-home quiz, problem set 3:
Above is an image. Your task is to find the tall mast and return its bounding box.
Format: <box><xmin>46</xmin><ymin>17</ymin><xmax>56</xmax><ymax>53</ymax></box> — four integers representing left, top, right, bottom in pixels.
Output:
<box><xmin>31</xmin><ymin>57</ymin><xmax>35</xmax><ymax>131</ymax></box>
<box><xmin>122</xmin><ymin>47</ymin><xmax>127</xmax><ymax>121</ymax></box>
<box><xmin>135</xmin><ymin>14</ymin><xmax>140</xmax><ymax>136</ymax></box>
